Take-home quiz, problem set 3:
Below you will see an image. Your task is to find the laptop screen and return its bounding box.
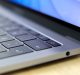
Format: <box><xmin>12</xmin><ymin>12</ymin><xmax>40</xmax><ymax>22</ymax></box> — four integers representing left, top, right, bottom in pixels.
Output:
<box><xmin>9</xmin><ymin>0</ymin><xmax>80</xmax><ymax>28</ymax></box>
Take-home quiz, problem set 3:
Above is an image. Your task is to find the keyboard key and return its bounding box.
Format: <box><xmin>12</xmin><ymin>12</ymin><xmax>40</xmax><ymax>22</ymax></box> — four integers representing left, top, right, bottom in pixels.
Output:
<box><xmin>0</xmin><ymin>51</ymin><xmax>12</xmax><ymax>59</ymax></box>
<box><xmin>0</xmin><ymin>44</ymin><xmax>7</xmax><ymax>53</ymax></box>
<box><xmin>10</xmin><ymin>45</ymin><xmax>33</xmax><ymax>54</ymax></box>
<box><xmin>16</xmin><ymin>34</ymin><xmax>36</xmax><ymax>42</ymax></box>
<box><xmin>8</xmin><ymin>29</ymin><xmax>28</xmax><ymax>36</ymax></box>
<box><xmin>24</xmin><ymin>39</ymin><xmax>52</xmax><ymax>51</ymax></box>
<box><xmin>37</xmin><ymin>35</ymin><xmax>50</xmax><ymax>41</ymax></box>
<box><xmin>0</xmin><ymin>46</ymin><xmax>33</xmax><ymax>59</ymax></box>
<box><xmin>29</xmin><ymin>30</ymin><xmax>40</xmax><ymax>36</ymax></box>
<box><xmin>0</xmin><ymin>51</ymin><xmax>16</xmax><ymax>59</ymax></box>
<box><xmin>2</xmin><ymin>40</ymin><xmax>23</xmax><ymax>49</ymax></box>
<box><xmin>0</xmin><ymin>35</ymin><xmax>14</xmax><ymax>42</ymax></box>
<box><xmin>24</xmin><ymin>28</ymin><xmax>31</xmax><ymax>31</ymax></box>
<box><xmin>47</xmin><ymin>40</ymin><xmax>61</xmax><ymax>47</ymax></box>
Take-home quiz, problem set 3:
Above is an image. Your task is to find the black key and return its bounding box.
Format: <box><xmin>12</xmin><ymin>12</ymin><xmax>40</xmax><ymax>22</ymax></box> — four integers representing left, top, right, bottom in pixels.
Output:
<box><xmin>47</xmin><ymin>40</ymin><xmax>61</xmax><ymax>47</ymax></box>
<box><xmin>24</xmin><ymin>39</ymin><xmax>52</xmax><ymax>51</ymax></box>
<box><xmin>10</xmin><ymin>45</ymin><xmax>33</xmax><ymax>54</ymax></box>
<box><xmin>19</xmin><ymin>25</ymin><xmax>31</xmax><ymax>31</ymax></box>
<box><xmin>0</xmin><ymin>44</ymin><xmax>7</xmax><ymax>53</ymax></box>
<box><xmin>16</xmin><ymin>34</ymin><xmax>36</xmax><ymax>42</ymax></box>
<box><xmin>29</xmin><ymin>30</ymin><xmax>40</xmax><ymax>36</ymax></box>
<box><xmin>24</xmin><ymin>28</ymin><xmax>31</xmax><ymax>31</ymax></box>
<box><xmin>37</xmin><ymin>35</ymin><xmax>50</xmax><ymax>41</ymax></box>
<box><xmin>2</xmin><ymin>40</ymin><xmax>23</xmax><ymax>49</ymax></box>
<box><xmin>8</xmin><ymin>29</ymin><xmax>28</xmax><ymax>36</ymax></box>
<box><xmin>0</xmin><ymin>35</ymin><xmax>14</xmax><ymax>42</ymax></box>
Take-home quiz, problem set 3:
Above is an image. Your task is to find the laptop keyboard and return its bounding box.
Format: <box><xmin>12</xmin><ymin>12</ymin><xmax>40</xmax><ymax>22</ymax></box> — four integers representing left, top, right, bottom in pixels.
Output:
<box><xmin>0</xmin><ymin>15</ymin><xmax>61</xmax><ymax>59</ymax></box>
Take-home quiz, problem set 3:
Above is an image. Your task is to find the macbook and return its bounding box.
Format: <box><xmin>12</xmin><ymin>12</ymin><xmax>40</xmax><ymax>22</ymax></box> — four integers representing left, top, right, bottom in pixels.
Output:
<box><xmin>0</xmin><ymin>0</ymin><xmax>80</xmax><ymax>74</ymax></box>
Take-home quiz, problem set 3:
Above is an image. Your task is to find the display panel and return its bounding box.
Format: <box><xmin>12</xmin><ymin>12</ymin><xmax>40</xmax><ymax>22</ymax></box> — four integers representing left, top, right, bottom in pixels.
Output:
<box><xmin>9</xmin><ymin>0</ymin><xmax>80</xmax><ymax>27</ymax></box>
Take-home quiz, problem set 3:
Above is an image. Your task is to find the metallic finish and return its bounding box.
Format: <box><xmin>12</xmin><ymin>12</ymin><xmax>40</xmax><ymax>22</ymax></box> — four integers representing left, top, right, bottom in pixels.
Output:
<box><xmin>0</xmin><ymin>6</ymin><xmax>80</xmax><ymax>74</ymax></box>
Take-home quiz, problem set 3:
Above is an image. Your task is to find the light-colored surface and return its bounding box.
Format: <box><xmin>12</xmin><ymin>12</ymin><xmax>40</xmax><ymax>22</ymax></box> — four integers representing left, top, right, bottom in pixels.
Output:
<box><xmin>0</xmin><ymin>6</ymin><xmax>80</xmax><ymax>75</ymax></box>
<box><xmin>1</xmin><ymin>6</ymin><xmax>80</xmax><ymax>74</ymax></box>
<box><xmin>6</xmin><ymin>55</ymin><xmax>80</xmax><ymax>75</ymax></box>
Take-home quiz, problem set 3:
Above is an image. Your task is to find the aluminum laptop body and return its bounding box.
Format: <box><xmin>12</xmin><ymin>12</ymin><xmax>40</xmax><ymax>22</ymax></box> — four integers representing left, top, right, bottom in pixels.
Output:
<box><xmin>0</xmin><ymin>0</ymin><xmax>80</xmax><ymax>74</ymax></box>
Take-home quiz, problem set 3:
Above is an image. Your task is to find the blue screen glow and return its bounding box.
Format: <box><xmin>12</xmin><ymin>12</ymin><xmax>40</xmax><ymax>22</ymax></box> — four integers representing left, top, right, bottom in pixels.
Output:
<box><xmin>10</xmin><ymin>0</ymin><xmax>80</xmax><ymax>27</ymax></box>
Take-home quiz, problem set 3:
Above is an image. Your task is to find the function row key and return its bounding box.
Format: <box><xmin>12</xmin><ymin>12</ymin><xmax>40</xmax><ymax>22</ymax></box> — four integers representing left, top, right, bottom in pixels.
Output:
<box><xmin>46</xmin><ymin>40</ymin><xmax>61</xmax><ymax>47</ymax></box>
<box><xmin>8</xmin><ymin>29</ymin><xmax>28</xmax><ymax>36</ymax></box>
<box><xmin>26</xmin><ymin>30</ymin><xmax>61</xmax><ymax>47</ymax></box>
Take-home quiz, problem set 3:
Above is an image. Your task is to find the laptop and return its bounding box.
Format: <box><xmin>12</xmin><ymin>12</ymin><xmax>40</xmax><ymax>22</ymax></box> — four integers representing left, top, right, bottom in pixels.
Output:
<box><xmin>0</xmin><ymin>0</ymin><xmax>80</xmax><ymax>74</ymax></box>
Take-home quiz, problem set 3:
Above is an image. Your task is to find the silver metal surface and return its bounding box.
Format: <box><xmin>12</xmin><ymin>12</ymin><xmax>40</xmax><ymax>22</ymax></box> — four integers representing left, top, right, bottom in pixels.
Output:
<box><xmin>0</xmin><ymin>6</ymin><xmax>80</xmax><ymax>74</ymax></box>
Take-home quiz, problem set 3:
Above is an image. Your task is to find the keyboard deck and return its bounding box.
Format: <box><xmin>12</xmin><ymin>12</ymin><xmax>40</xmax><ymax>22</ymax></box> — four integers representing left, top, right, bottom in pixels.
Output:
<box><xmin>0</xmin><ymin>15</ymin><xmax>61</xmax><ymax>59</ymax></box>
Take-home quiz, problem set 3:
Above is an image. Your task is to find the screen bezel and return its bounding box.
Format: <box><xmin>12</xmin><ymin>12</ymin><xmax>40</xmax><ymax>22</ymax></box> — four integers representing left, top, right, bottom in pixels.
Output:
<box><xmin>4</xmin><ymin>0</ymin><xmax>80</xmax><ymax>32</ymax></box>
